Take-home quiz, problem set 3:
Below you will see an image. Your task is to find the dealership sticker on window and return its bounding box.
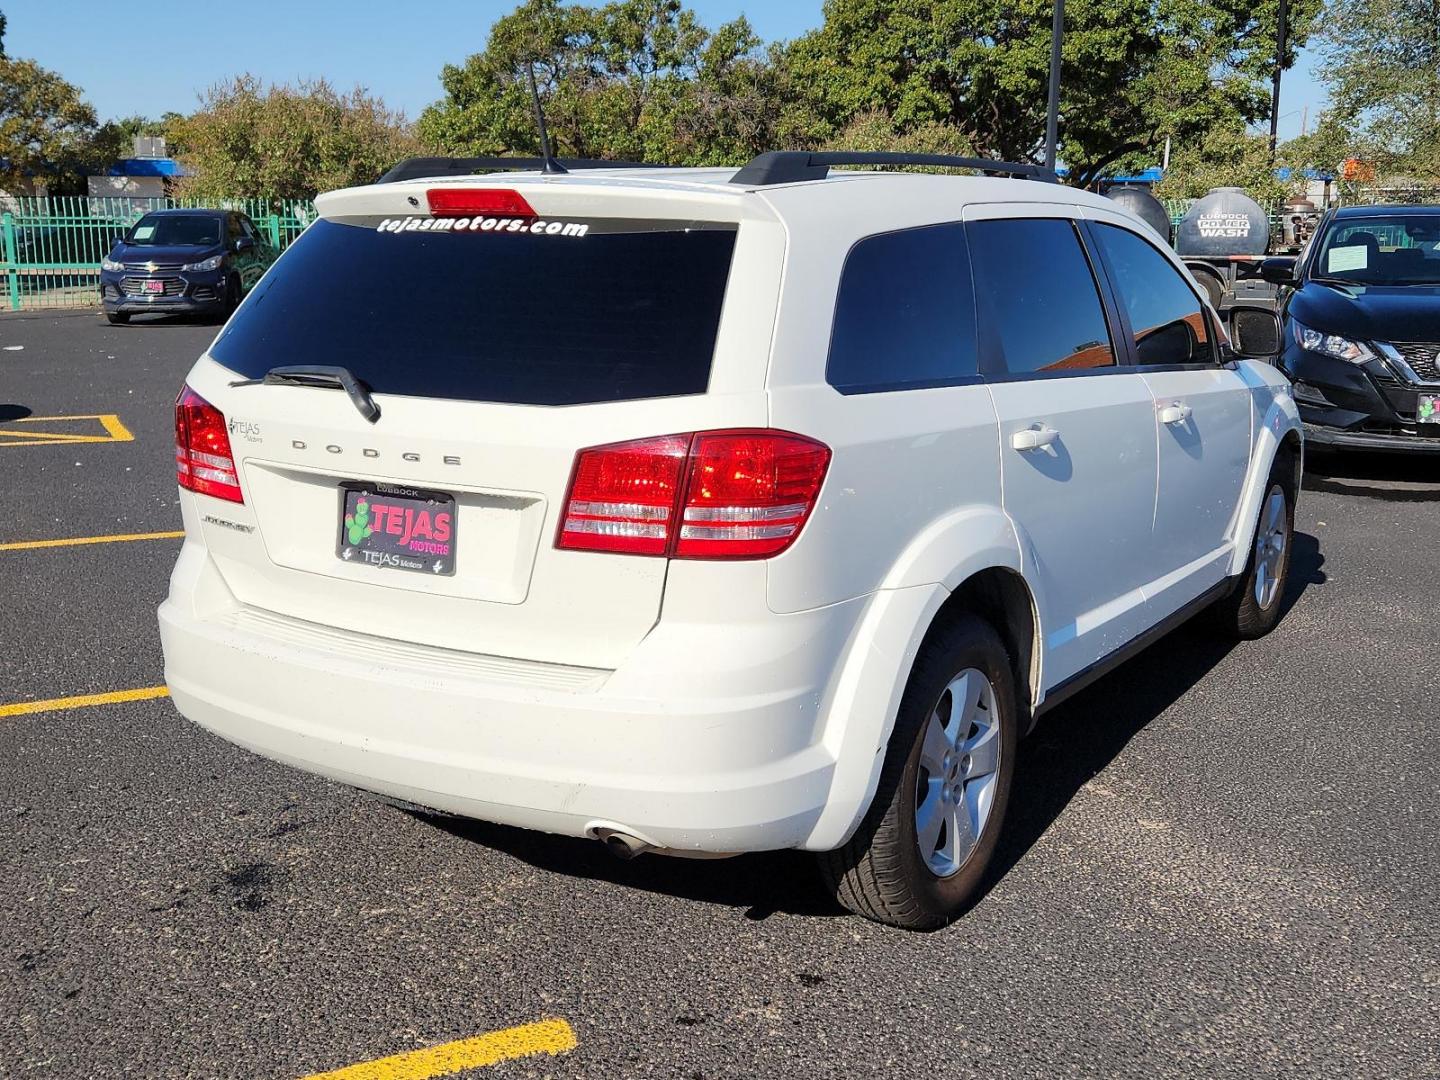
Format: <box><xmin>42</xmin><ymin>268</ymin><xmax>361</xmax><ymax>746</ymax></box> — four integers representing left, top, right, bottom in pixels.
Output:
<box><xmin>1327</xmin><ymin>245</ymin><xmax>1368</xmax><ymax>272</ymax></box>
<box><xmin>376</xmin><ymin>215</ymin><xmax>589</xmax><ymax>238</ymax></box>
<box><xmin>132</xmin><ymin>225</ymin><xmax>155</xmax><ymax>240</ymax></box>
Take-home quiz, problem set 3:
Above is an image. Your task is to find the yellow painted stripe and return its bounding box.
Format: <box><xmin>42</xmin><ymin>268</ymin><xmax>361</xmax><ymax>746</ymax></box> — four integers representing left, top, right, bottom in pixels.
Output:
<box><xmin>0</xmin><ymin>685</ymin><xmax>169</xmax><ymax>719</ymax></box>
<box><xmin>0</xmin><ymin>530</ymin><xmax>184</xmax><ymax>552</ymax></box>
<box><xmin>97</xmin><ymin>413</ymin><xmax>135</xmax><ymax>442</ymax></box>
<box><xmin>300</xmin><ymin>1020</ymin><xmax>578</xmax><ymax>1080</ymax></box>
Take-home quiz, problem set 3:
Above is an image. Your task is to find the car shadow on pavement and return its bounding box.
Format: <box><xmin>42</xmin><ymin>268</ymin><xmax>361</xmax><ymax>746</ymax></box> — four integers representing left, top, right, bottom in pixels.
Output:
<box><xmin>0</xmin><ymin>404</ymin><xmax>32</xmax><ymax>422</ymax></box>
<box><xmin>412</xmin><ymin>809</ymin><xmax>846</xmax><ymax>920</ymax></box>
<box><xmin>415</xmin><ymin>532</ymin><xmax>1327</xmax><ymax>926</ymax></box>
<box><xmin>1303</xmin><ymin>449</ymin><xmax>1440</xmax><ymax>502</ymax></box>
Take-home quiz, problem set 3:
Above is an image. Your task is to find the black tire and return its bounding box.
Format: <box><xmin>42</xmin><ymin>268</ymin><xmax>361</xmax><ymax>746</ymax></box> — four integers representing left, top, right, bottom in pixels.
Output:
<box><xmin>220</xmin><ymin>275</ymin><xmax>241</xmax><ymax>321</ymax></box>
<box><xmin>819</xmin><ymin>614</ymin><xmax>1018</xmax><ymax>930</ymax></box>
<box><xmin>105</xmin><ymin>311</ymin><xmax>129</xmax><ymax>325</ymax></box>
<box><xmin>1192</xmin><ymin>267</ymin><xmax>1225</xmax><ymax>310</ymax></box>
<box><xmin>1212</xmin><ymin>469</ymin><xmax>1295</xmax><ymax>640</ymax></box>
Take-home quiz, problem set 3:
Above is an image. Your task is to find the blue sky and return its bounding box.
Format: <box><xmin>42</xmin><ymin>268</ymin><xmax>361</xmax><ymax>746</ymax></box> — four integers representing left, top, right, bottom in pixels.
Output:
<box><xmin>4</xmin><ymin>0</ymin><xmax>1324</xmax><ymax>148</ymax></box>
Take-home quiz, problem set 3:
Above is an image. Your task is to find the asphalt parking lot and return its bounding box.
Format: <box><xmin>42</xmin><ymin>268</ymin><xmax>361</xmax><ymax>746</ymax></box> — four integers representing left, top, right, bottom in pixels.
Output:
<box><xmin>1</xmin><ymin>310</ymin><xmax>1437</xmax><ymax>1080</ymax></box>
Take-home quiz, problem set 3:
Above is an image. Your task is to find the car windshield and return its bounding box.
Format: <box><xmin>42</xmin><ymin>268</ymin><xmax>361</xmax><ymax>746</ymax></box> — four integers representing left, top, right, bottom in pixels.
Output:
<box><xmin>1312</xmin><ymin>215</ymin><xmax>1440</xmax><ymax>286</ymax></box>
<box><xmin>125</xmin><ymin>214</ymin><xmax>222</xmax><ymax>247</ymax></box>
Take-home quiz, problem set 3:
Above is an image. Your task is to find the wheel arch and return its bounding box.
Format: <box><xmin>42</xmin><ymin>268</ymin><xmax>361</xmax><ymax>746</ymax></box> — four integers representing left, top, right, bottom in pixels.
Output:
<box><xmin>1227</xmin><ymin>384</ymin><xmax>1304</xmax><ymax>577</ymax></box>
<box><xmin>932</xmin><ymin>567</ymin><xmax>1041</xmax><ymax>736</ymax></box>
<box><xmin>804</xmin><ymin>560</ymin><xmax>1044</xmax><ymax>852</ymax></box>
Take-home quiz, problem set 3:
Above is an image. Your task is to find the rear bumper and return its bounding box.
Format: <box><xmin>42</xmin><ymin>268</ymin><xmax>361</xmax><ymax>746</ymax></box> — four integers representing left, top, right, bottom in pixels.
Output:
<box><xmin>158</xmin><ymin>547</ymin><xmax>862</xmax><ymax>853</ymax></box>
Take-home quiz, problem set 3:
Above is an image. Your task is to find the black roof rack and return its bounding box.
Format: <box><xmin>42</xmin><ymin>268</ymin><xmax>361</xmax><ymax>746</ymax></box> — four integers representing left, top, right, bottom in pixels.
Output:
<box><xmin>730</xmin><ymin>151</ymin><xmax>1059</xmax><ymax>186</ymax></box>
<box><xmin>377</xmin><ymin>156</ymin><xmax>665</xmax><ymax>184</ymax></box>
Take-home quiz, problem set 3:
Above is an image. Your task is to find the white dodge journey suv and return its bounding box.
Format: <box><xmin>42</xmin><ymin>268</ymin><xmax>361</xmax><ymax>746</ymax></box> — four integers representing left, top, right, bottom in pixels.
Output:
<box><xmin>159</xmin><ymin>151</ymin><xmax>1302</xmax><ymax>929</ymax></box>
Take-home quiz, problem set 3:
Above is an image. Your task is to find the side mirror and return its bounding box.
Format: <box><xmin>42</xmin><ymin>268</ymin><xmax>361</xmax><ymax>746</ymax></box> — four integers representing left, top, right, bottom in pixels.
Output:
<box><xmin>1259</xmin><ymin>256</ymin><xmax>1297</xmax><ymax>286</ymax></box>
<box><xmin>234</xmin><ymin>236</ymin><xmax>255</xmax><ymax>252</ymax></box>
<box><xmin>1228</xmin><ymin>303</ymin><xmax>1284</xmax><ymax>360</ymax></box>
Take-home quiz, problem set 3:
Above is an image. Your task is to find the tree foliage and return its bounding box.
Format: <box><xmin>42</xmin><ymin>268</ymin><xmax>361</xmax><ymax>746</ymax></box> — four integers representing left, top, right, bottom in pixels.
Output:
<box><xmin>784</xmin><ymin>0</ymin><xmax>1322</xmax><ymax>187</ymax></box>
<box><xmin>418</xmin><ymin>0</ymin><xmax>794</xmax><ymax>165</ymax></box>
<box><xmin>1309</xmin><ymin>0</ymin><xmax>1440</xmax><ymax>182</ymax></box>
<box><xmin>171</xmin><ymin>75</ymin><xmax>419</xmax><ymax>200</ymax></box>
<box><xmin>1152</xmin><ymin>123</ymin><xmax>1304</xmax><ymax>203</ymax></box>
<box><xmin>0</xmin><ymin>55</ymin><xmax>108</xmax><ymax>192</ymax></box>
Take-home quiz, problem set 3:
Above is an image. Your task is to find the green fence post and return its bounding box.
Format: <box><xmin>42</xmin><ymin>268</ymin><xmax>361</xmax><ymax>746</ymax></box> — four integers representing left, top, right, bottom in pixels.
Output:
<box><xmin>266</xmin><ymin>214</ymin><xmax>281</xmax><ymax>249</ymax></box>
<box><xmin>2</xmin><ymin>212</ymin><xmax>19</xmax><ymax>311</ymax></box>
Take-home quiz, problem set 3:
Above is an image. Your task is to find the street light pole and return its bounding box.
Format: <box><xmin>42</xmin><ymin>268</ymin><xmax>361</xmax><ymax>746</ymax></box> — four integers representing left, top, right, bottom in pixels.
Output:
<box><xmin>1269</xmin><ymin>0</ymin><xmax>1289</xmax><ymax>158</ymax></box>
<box><xmin>1045</xmin><ymin>0</ymin><xmax>1064</xmax><ymax>171</ymax></box>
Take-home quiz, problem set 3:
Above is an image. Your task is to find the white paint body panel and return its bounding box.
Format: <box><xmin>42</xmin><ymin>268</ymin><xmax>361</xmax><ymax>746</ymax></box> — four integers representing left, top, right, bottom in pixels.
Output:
<box><xmin>161</xmin><ymin>167</ymin><xmax>1302</xmax><ymax>853</ymax></box>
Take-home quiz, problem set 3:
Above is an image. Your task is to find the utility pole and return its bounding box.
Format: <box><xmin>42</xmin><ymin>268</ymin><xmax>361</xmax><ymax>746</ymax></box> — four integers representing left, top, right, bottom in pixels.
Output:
<box><xmin>1045</xmin><ymin>0</ymin><xmax>1064</xmax><ymax>170</ymax></box>
<box><xmin>1269</xmin><ymin>0</ymin><xmax>1289</xmax><ymax>158</ymax></box>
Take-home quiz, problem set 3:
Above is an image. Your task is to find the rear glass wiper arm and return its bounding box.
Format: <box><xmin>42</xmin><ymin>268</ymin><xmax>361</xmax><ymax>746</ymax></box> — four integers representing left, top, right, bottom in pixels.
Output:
<box><xmin>230</xmin><ymin>365</ymin><xmax>381</xmax><ymax>423</ymax></box>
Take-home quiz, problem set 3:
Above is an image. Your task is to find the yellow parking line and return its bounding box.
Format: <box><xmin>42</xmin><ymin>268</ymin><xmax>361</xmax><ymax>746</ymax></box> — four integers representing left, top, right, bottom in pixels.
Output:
<box><xmin>0</xmin><ymin>413</ymin><xmax>134</xmax><ymax>448</ymax></box>
<box><xmin>0</xmin><ymin>530</ymin><xmax>184</xmax><ymax>552</ymax></box>
<box><xmin>299</xmin><ymin>1020</ymin><xmax>578</xmax><ymax>1080</ymax></box>
<box><xmin>0</xmin><ymin>685</ymin><xmax>169</xmax><ymax>719</ymax></box>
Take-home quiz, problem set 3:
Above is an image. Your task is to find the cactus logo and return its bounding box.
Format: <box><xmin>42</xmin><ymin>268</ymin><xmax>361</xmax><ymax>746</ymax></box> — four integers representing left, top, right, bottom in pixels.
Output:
<box><xmin>345</xmin><ymin>500</ymin><xmax>375</xmax><ymax>546</ymax></box>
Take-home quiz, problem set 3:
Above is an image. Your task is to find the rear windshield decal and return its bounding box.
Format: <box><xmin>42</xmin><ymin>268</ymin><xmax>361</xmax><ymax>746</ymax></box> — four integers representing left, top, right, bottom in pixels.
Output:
<box><xmin>378</xmin><ymin>215</ymin><xmax>589</xmax><ymax>238</ymax></box>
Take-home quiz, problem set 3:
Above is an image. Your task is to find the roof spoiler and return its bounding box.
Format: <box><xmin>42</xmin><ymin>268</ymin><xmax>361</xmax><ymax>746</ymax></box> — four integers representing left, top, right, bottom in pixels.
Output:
<box><xmin>376</xmin><ymin>156</ymin><xmax>665</xmax><ymax>184</ymax></box>
<box><xmin>730</xmin><ymin>151</ymin><xmax>1060</xmax><ymax>186</ymax></box>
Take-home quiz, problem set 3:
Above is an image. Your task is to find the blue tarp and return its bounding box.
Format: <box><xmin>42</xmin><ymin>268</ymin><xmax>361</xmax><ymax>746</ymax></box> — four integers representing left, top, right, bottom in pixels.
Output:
<box><xmin>106</xmin><ymin>158</ymin><xmax>190</xmax><ymax>178</ymax></box>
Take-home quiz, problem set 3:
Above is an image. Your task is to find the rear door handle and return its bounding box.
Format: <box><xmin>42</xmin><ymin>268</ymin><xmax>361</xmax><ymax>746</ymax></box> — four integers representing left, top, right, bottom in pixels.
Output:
<box><xmin>1159</xmin><ymin>401</ymin><xmax>1193</xmax><ymax>425</ymax></box>
<box><xmin>1011</xmin><ymin>425</ymin><xmax>1060</xmax><ymax>451</ymax></box>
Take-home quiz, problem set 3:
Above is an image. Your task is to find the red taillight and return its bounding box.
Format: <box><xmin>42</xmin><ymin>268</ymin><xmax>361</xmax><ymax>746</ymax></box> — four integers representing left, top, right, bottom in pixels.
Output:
<box><xmin>426</xmin><ymin>188</ymin><xmax>536</xmax><ymax>218</ymax></box>
<box><xmin>557</xmin><ymin>430</ymin><xmax>830</xmax><ymax>559</ymax></box>
<box><xmin>557</xmin><ymin>435</ymin><xmax>689</xmax><ymax>555</ymax></box>
<box><xmin>175</xmin><ymin>386</ymin><xmax>243</xmax><ymax>503</ymax></box>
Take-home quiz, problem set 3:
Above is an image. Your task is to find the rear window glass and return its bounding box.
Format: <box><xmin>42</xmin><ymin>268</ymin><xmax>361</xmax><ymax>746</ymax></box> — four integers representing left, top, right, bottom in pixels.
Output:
<box><xmin>968</xmin><ymin>218</ymin><xmax>1115</xmax><ymax>375</ymax></box>
<box><xmin>210</xmin><ymin>217</ymin><xmax>738</xmax><ymax>406</ymax></box>
<box><xmin>827</xmin><ymin>223</ymin><xmax>978</xmax><ymax>394</ymax></box>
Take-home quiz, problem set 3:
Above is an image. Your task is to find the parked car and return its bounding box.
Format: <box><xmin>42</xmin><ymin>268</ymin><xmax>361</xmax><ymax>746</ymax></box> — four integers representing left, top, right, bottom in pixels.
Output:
<box><xmin>1262</xmin><ymin>204</ymin><xmax>1440</xmax><ymax>451</ymax></box>
<box><xmin>158</xmin><ymin>152</ymin><xmax>1302</xmax><ymax>929</ymax></box>
<box><xmin>99</xmin><ymin>208</ymin><xmax>275</xmax><ymax>325</ymax></box>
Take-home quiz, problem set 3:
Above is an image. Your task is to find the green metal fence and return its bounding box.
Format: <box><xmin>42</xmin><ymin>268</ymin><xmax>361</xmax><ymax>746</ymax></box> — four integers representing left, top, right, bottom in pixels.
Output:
<box><xmin>0</xmin><ymin>196</ymin><xmax>316</xmax><ymax>311</ymax></box>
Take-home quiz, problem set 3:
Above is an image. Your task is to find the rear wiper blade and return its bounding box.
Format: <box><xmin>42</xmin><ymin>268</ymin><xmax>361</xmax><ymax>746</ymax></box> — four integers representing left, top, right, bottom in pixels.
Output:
<box><xmin>230</xmin><ymin>365</ymin><xmax>381</xmax><ymax>424</ymax></box>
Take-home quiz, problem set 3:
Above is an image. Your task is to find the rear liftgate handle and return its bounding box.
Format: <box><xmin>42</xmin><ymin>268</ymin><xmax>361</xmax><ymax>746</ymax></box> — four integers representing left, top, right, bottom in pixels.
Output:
<box><xmin>1011</xmin><ymin>424</ymin><xmax>1060</xmax><ymax>451</ymax></box>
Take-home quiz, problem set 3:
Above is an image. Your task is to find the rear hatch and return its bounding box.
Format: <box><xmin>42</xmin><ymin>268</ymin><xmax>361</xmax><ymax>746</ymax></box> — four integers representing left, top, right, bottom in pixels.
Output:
<box><xmin>181</xmin><ymin>174</ymin><xmax>783</xmax><ymax>670</ymax></box>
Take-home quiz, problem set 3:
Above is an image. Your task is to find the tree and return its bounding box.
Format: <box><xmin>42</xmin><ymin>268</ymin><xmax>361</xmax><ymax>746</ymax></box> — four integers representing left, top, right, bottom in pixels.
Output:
<box><xmin>0</xmin><ymin>55</ymin><xmax>107</xmax><ymax>192</ymax></box>
<box><xmin>1310</xmin><ymin>0</ymin><xmax>1440</xmax><ymax>182</ymax></box>
<box><xmin>418</xmin><ymin>0</ymin><xmax>792</xmax><ymax>165</ymax></box>
<box><xmin>783</xmin><ymin>0</ymin><xmax>1322</xmax><ymax>187</ymax></box>
<box><xmin>171</xmin><ymin>76</ymin><xmax>419</xmax><ymax>200</ymax></box>
<box><xmin>1152</xmin><ymin>123</ymin><xmax>1304</xmax><ymax>204</ymax></box>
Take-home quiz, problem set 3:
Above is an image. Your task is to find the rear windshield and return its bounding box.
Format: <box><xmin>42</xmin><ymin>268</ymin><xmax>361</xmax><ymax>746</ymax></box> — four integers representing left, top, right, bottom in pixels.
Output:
<box><xmin>209</xmin><ymin>216</ymin><xmax>738</xmax><ymax>406</ymax></box>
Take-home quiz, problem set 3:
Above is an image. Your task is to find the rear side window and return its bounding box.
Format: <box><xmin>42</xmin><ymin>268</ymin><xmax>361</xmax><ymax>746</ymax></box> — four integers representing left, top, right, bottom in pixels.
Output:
<box><xmin>968</xmin><ymin>218</ymin><xmax>1115</xmax><ymax>375</ymax></box>
<box><xmin>827</xmin><ymin>223</ymin><xmax>978</xmax><ymax>393</ymax></box>
<box><xmin>210</xmin><ymin>217</ymin><xmax>737</xmax><ymax>406</ymax></box>
<box><xmin>1093</xmin><ymin>224</ymin><xmax>1212</xmax><ymax>366</ymax></box>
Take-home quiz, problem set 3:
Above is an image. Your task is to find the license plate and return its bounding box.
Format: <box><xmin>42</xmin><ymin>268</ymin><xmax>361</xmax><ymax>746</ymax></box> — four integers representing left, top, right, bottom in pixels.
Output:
<box><xmin>337</xmin><ymin>483</ymin><xmax>456</xmax><ymax>576</ymax></box>
<box><xmin>141</xmin><ymin>279</ymin><xmax>164</xmax><ymax>294</ymax></box>
<box><xmin>1420</xmin><ymin>394</ymin><xmax>1439</xmax><ymax>424</ymax></box>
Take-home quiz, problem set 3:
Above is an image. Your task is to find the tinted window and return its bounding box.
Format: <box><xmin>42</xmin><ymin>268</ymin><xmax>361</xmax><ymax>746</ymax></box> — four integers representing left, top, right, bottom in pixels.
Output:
<box><xmin>968</xmin><ymin>218</ymin><xmax>1114</xmax><ymax>375</ymax></box>
<box><xmin>1094</xmin><ymin>223</ymin><xmax>1211</xmax><ymax>366</ymax></box>
<box><xmin>125</xmin><ymin>214</ymin><xmax>221</xmax><ymax>247</ymax></box>
<box><xmin>827</xmin><ymin>224</ymin><xmax>977</xmax><ymax>393</ymax></box>
<box><xmin>210</xmin><ymin>217</ymin><xmax>737</xmax><ymax>406</ymax></box>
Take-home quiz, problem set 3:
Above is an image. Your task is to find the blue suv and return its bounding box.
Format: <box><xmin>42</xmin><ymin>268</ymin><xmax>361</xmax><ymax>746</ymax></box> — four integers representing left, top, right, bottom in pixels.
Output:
<box><xmin>100</xmin><ymin>209</ymin><xmax>275</xmax><ymax>325</ymax></box>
